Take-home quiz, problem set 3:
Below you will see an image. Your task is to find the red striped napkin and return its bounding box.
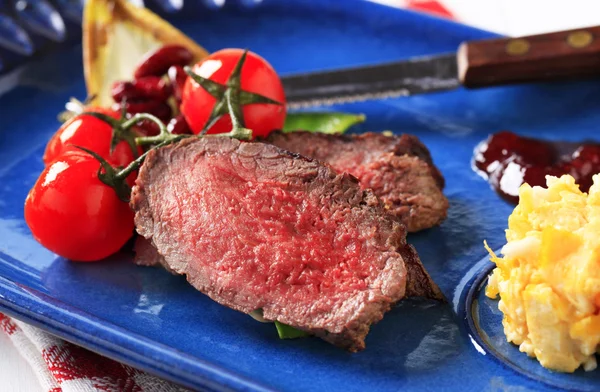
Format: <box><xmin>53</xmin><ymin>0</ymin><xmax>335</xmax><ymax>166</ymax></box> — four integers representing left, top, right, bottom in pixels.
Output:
<box><xmin>0</xmin><ymin>313</ymin><xmax>187</xmax><ymax>392</ymax></box>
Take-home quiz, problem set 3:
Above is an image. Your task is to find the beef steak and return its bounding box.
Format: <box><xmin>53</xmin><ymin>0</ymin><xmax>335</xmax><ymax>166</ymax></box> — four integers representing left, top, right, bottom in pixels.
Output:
<box><xmin>265</xmin><ymin>132</ymin><xmax>448</xmax><ymax>232</ymax></box>
<box><xmin>131</xmin><ymin>137</ymin><xmax>440</xmax><ymax>351</ymax></box>
<box><xmin>134</xmin><ymin>236</ymin><xmax>442</xmax><ymax>300</ymax></box>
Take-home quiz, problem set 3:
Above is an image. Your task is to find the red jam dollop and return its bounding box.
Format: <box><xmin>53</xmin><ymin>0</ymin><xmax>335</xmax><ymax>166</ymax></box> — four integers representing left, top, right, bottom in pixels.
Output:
<box><xmin>473</xmin><ymin>131</ymin><xmax>600</xmax><ymax>204</ymax></box>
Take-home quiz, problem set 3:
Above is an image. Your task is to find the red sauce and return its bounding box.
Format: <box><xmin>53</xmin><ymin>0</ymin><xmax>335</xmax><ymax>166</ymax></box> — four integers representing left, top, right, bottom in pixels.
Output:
<box><xmin>473</xmin><ymin>131</ymin><xmax>600</xmax><ymax>204</ymax></box>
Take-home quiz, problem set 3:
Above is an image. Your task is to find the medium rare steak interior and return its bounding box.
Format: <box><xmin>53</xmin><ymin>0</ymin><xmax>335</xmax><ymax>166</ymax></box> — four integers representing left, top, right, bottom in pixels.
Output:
<box><xmin>131</xmin><ymin>137</ymin><xmax>441</xmax><ymax>351</ymax></box>
<box><xmin>265</xmin><ymin>131</ymin><xmax>448</xmax><ymax>232</ymax></box>
<box><xmin>134</xmin><ymin>235</ymin><xmax>442</xmax><ymax>300</ymax></box>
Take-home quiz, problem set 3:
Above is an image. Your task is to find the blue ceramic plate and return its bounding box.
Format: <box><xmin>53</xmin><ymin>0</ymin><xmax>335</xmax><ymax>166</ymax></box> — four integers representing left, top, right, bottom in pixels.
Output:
<box><xmin>2</xmin><ymin>1</ymin><xmax>600</xmax><ymax>391</ymax></box>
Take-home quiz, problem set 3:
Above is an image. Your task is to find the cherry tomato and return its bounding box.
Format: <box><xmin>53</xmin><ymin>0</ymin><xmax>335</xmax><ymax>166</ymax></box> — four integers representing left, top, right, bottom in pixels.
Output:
<box><xmin>43</xmin><ymin>108</ymin><xmax>141</xmax><ymax>166</ymax></box>
<box><xmin>181</xmin><ymin>49</ymin><xmax>286</xmax><ymax>138</ymax></box>
<box><xmin>25</xmin><ymin>150</ymin><xmax>135</xmax><ymax>262</ymax></box>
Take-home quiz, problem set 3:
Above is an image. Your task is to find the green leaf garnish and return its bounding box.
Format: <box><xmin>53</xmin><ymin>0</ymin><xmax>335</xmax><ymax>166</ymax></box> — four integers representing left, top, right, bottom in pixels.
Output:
<box><xmin>282</xmin><ymin>112</ymin><xmax>365</xmax><ymax>134</ymax></box>
<box><xmin>274</xmin><ymin>321</ymin><xmax>310</xmax><ymax>339</ymax></box>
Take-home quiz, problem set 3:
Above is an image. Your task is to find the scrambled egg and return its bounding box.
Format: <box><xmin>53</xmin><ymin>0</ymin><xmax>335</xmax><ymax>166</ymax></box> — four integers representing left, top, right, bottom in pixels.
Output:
<box><xmin>486</xmin><ymin>175</ymin><xmax>600</xmax><ymax>373</ymax></box>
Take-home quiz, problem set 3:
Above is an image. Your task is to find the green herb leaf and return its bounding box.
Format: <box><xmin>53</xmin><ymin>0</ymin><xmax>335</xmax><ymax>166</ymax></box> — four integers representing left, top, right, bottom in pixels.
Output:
<box><xmin>248</xmin><ymin>309</ymin><xmax>269</xmax><ymax>323</ymax></box>
<box><xmin>282</xmin><ymin>112</ymin><xmax>365</xmax><ymax>134</ymax></box>
<box><xmin>274</xmin><ymin>321</ymin><xmax>310</xmax><ymax>339</ymax></box>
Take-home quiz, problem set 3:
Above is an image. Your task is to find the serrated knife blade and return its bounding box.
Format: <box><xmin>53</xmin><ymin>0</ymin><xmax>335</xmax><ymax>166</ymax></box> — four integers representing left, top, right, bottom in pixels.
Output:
<box><xmin>282</xmin><ymin>53</ymin><xmax>460</xmax><ymax>109</ymax></box>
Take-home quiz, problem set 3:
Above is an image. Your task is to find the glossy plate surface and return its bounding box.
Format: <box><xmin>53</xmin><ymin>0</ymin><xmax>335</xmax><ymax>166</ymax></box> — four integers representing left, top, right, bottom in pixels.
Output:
<box><xmin>1</xmin><ymin>1</ymin><xmax>600</xmax><ymax>390</ymax></box>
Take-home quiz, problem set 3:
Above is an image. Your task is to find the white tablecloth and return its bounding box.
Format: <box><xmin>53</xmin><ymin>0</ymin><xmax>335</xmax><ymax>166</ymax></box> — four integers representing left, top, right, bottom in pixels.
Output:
<box><xmin>0</xmin><ymin>327</ymin><xmax>42</xmax><ymax>391</ymax></box>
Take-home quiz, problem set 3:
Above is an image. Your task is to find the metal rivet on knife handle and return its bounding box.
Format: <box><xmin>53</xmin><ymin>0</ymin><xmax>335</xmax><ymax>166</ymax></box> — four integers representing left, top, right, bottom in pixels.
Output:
<box><xmin>505</xmin><ymin>39</ymin><xmax>530</xmax><ymax>56</ymax></box>
<box><xmin>567</xmin><ymin>31</ymin><xmax>593</xmax><ymax>48</ymax></box>
<box><xmin>457</xmin><ymin>25</ymin><xmax>600</xmax><ymax>89</ymax></box>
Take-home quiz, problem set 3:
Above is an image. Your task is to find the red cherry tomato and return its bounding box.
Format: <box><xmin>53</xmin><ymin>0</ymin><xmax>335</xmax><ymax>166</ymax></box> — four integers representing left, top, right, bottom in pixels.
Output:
<box><xmin>181</xmin><ymin>49</ymin><xmax>286</xmax><ymax>138</ymax></box>
<box><xmin>25</xmin><ymin>150</ymin><xmax>135</xmax><ymax>262</ymax></box>
<box><xmin>43</xmin><ymin>108</ymin><xmax>141</xmax><ymax>166</ymax></box>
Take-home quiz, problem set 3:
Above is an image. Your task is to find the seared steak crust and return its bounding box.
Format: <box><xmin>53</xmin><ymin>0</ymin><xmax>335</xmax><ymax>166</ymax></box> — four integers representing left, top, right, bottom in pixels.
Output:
<box><xmin>265</xmin><ymin>132</ymin><xmax>448</xmax><ymax>232</ymax></box>
<box><xmin>131</xmin><ymin>137</ymin><xmax>428</xmax><ymax>351</ymax></box>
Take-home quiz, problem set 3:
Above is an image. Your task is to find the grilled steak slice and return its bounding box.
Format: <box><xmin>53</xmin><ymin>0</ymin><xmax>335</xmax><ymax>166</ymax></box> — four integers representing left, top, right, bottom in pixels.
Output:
<box><xmin>131</xmin><ymin>137</ymin><xmax>439</xmax><ymax>351</ymax></box>
<box><xmin>398</xmin><ymin>244</ymin><xmax>442</xmax><ymax>300</ymax></box>
<box><xmin>265</xmin><ymin>132</ymin><xmax>448</xmax><ymax>232</ymax></box>
<box><xmin>133</xmin><ymin>235</ymin><xmax>177</xmax><ymax>274</ymax></box>
<box><xmin>134</xmin><ymin>236</ymin><xmax>442</xmax><ymax>300</ymax></box>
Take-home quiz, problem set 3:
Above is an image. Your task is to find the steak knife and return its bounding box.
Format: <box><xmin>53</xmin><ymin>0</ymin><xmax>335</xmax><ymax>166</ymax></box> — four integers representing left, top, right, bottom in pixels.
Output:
<box><xmin>281</xmin><ymin>26</ymin><xmax>600</xmax><ymax>108</ymax></box>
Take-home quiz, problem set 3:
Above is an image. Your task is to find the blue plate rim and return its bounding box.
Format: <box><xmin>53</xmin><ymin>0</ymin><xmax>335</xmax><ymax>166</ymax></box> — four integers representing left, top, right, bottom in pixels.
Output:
<box><xmin>462</xmin><ymin>253</ymin><xmax>593</xmax><ymax>392</ymax></box>
<box><xmin>0</xmin><ymin>273</ymin><xmax>275</xmax><ymax>392</ymax></box>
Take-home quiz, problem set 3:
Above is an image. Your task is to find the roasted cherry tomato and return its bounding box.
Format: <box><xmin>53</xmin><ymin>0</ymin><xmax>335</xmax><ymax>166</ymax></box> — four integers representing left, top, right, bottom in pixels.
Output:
<box><xmin>181</xmin><ymin>49</ymin><xmax>286</xmax><ymax>138</ymax></box>
<box><xmin>25</xmin><ymin>150</ymin><xmax>135</xmax><ymax>262</ymax></box>
<box><xmin>43</xmin><ymin>108</ymin><xmax>141</xmax><ymax>166</ymax></box>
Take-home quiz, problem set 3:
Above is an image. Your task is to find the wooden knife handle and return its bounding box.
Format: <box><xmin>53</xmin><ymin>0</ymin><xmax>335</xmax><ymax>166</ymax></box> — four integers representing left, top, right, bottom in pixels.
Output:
<box><xmin>458</xmin><ymin>26</ymin><xmax>600</xmax><ymax>88</ymax></box>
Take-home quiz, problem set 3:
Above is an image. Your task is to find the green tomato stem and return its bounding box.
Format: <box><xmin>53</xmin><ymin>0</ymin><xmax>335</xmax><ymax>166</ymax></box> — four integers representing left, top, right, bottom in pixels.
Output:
<box><xmin>116</xmin><ymin>137</ymin><xmax>186</xmax><ymax>181</ymax></box>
